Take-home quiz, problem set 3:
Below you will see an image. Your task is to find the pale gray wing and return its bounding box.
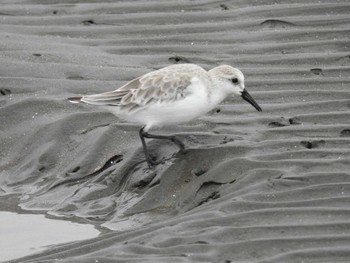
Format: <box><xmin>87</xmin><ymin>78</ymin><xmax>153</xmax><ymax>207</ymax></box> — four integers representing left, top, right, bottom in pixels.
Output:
<box><xmin>79</xmin><ymin>77</ymin><xmax>140</xmax><ymax>106</ymax></box>
<box><xmin>80</xmin><ymin>69</ymin><xmax>193</xmax><ymax>112</ymax></box>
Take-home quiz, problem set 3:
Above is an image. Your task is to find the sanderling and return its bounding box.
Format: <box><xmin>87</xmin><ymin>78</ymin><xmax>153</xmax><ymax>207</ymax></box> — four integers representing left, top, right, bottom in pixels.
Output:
<box><xmin>69</xmin><ymin>63</ymin><xmax>262</xmax><ymax>167</ymax></box>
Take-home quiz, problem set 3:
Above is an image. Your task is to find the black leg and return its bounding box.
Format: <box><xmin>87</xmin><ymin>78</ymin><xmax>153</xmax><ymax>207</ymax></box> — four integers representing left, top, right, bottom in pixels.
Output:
<box><xmin>139</xmin><ymin>127</ymin><xmax>156</xmax><ymax>168</ymax></box>
<box><xmin>141</xmin><ymin>129</ymin><xmax>186</xmax><ymax>153</ymax></box>
<box><xmin>139</xmin><ymin>127</ymin><xmax>187</xmax><ymax>167</ymax></box>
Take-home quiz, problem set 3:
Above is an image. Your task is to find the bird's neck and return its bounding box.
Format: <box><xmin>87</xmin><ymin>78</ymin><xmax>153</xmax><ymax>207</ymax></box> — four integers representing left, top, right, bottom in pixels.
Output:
<box><xmin>207</xmin><ymin>86</ymin><xmax>230</xmax><ymax>109</ymax></box>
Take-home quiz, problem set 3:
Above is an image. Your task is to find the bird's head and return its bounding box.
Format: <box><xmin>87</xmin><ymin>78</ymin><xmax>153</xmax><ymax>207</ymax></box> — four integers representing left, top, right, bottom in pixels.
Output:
<box><xmin>209</xmin><ymin>65</ymin><xmax>262</xmax><ymax>112</ymax></box>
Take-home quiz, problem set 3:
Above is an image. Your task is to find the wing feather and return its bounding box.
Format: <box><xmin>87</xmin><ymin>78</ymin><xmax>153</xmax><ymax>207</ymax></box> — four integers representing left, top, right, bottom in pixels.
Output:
<box><xmin>79</xmin><ymin>65</ymin><xmax>199</xmax><ymax>111</ymax></box>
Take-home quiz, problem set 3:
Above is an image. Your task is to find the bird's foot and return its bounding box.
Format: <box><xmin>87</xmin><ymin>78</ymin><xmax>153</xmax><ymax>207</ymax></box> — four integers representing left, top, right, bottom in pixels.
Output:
<box><xmin>179</xmin><ymin>147</ymin><xmax>187</xmax><ymax>154</ymax></box>
<box><xmin>170</xmin><ymin>136</ymin><xmax>187</xmax><ymax>154</ymax></box>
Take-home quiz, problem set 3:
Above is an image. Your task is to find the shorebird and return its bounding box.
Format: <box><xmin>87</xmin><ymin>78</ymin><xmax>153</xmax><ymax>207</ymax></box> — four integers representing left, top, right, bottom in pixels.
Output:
<box><xmin>69</xmin><ymin>64</ymin><xmax>262</xmax><ymax>167</ymax></box>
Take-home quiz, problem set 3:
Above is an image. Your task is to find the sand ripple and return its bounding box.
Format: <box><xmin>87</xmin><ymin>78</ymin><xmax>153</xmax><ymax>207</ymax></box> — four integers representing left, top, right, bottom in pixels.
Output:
<box><xmin>0</xmin><ymin>0</ymin><xmax>349</xmax><ymax>262</ymax></box>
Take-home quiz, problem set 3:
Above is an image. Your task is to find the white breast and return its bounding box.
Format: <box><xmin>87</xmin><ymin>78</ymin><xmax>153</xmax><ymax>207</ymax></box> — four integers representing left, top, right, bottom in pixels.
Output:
<box><xmin>121</xmin><ymin>77</ymin><xmax>214</xmax><ymax>130</ymax></box>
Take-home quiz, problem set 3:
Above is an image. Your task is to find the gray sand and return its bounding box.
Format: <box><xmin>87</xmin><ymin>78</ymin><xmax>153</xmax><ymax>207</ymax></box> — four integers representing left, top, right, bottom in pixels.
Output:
<box><xmin>1</xmin><ymin>0</ymin><xmax>350</xmax><ymax>262</ymax></box>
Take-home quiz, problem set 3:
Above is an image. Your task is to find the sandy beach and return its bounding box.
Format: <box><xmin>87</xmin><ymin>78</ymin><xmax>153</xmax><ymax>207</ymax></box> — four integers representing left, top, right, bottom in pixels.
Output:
<box><xmin>1</xmin><ymin>0</ymin><xmax>350</xmax><ymax>262</ymax></box>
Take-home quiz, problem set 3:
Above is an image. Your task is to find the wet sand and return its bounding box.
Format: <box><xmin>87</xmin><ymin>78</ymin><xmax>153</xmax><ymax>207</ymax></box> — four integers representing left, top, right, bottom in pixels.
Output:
<box><xmin>1</xmin><ymin>0</ymin><xmax>350</xmax><ymax>262</ymax></box>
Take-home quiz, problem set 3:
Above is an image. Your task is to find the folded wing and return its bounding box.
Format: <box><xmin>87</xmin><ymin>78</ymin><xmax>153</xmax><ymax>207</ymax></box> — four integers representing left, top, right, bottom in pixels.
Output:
<box><xmin>70</xmin><ymin>68</ymin><xmax>193</xmax><ymax>112</ymax></box>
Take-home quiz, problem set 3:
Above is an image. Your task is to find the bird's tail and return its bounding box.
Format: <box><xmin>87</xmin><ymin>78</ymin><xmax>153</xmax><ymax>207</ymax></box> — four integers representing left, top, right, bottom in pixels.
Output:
<box><xmin>68</xmin><ymin>96</ymin><xmax>83</xmax><ymax>103</ymax></box>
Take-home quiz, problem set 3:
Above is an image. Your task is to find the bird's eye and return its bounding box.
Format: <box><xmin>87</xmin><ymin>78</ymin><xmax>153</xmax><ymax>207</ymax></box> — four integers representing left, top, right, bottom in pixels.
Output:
<box><xmin>231</xmin><ymin>78</ymin><xmax>239</xmax><ymax>84</ymax></box>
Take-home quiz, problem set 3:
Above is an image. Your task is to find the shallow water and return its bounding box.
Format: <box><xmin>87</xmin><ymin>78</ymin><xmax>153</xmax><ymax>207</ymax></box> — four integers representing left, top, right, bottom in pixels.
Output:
<box><xmin>0</xmin><ymin>212</ymin><xmax>99</xmax><ymax>262</ymax></box>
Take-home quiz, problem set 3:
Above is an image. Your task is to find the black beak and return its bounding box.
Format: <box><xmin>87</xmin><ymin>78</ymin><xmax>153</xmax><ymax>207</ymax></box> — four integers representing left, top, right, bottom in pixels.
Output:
<box><xmin>241</xmin><ymin>89</ymin><xmax>262</xmax><ymax>112</ymax></box>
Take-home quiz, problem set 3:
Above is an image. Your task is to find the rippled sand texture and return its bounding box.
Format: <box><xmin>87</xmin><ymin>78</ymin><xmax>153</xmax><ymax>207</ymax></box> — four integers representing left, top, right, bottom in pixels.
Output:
<box><xmin>1</xmin><ymin>0</ymin><xmax>350</xmax><ymax>262</ymax></box>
